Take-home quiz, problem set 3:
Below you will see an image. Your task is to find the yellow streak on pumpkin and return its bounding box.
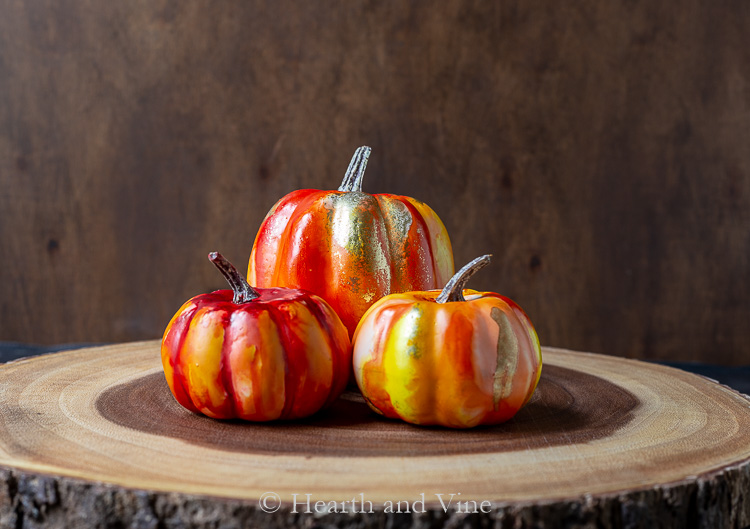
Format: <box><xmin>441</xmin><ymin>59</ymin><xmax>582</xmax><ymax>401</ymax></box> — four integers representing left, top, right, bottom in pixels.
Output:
<box><xmin>490</xmin><ymin>306</ymin><xmax>519</xmax><ymax>411</ymax></box>
<box><xmin>184</xmin><ymin>308</ymin><xmax>229</xmax><ymax>417</ymax></box>
<box><xmin>256</xmin><ymin>319</ymin><xmax>287</xmax><ymax>417</ymax></box>
<box><xmin>232</xmin><ymin>344</ymin><xmax>256</xmax><ymax>402</ymax></box>
<box><xmin>382</xmin><ymin>303</ymin><xmax>430</xmax><ymax>422</ymax></box>
<box><xmin>522</xmin><ymin>318</ymin><xmax>543</xmax><ymax>406</ymax></box>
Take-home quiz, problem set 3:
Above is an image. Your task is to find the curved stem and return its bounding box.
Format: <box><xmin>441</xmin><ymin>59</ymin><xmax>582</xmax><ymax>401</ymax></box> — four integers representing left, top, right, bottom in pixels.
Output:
<box><xmin>338</xmin><ymin>146</ymin><xmax>372</xmax><ymax>192</ymax></box>
<box><xmin>208</xmin><ymin>252</ymin><xmax>260</xmax><ymax>304</ymax></box>
<box><xmin>436</xmin><ymin>255</ymin><xmax>492</xmax><ymax>303</ymax></box>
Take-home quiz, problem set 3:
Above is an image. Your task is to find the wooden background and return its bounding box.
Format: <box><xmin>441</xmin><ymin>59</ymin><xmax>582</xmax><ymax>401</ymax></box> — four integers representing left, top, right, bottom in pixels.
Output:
<box><xmin>0</xmin><ymin>1</ymin><xmax>748</xmax><ymax>365</ymax></box>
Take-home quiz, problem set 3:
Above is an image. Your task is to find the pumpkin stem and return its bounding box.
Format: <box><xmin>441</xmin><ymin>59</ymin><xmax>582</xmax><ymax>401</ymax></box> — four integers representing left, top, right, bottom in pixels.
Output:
<box><xmin>338</xmin><ymin>146</ymin><xmax>372</xmax><ymax>192</ymax></box>
<box><xmin>436</xmin><ymin>255</ymin><xmax>492</xmax><ymax>303</ymax></box>
<box><xmin>208</xmin><ymin>252</ymin><xmax>260</xmax><ymax>304</ymax></box>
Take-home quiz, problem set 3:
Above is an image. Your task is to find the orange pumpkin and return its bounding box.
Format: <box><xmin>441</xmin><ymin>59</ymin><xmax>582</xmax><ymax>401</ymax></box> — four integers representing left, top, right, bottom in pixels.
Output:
<box><xmin>161</xmin><ymin>252</ymin><xmax>351</xmax><ymax>420</ymax></box>
<box><xmin>352</xmin><ymin>255</ymin><xmax>542</xmax><ymax>428</ymax></box>
<box><xmin>248</xmin><ymin>146</ymin><xmax>455</xmax><ymax>337</ymax></box>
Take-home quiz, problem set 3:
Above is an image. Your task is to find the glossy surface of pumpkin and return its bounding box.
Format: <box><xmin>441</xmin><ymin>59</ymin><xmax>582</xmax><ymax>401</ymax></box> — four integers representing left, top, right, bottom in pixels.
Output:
<box><xmin>248</xmin><ymin>146</ymin><xmax>455</xmax><ymax>336</ymax></box>
<box><xmin>162</xmin><ymin>253</ymin><xmax>351</xmax><ymax>420</ymax></box>
<box><xmin>352</xmin><ymin>255</ymin><xmax>542</xmax><ymax>428</ymax></box>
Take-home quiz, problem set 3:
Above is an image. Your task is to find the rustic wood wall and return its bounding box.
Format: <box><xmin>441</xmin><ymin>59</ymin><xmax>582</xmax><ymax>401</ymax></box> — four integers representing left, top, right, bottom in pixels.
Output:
<box><xmin>1</xmin><ymin>1</ymin><xmax>748</xmax><ymax>364</ymax></box>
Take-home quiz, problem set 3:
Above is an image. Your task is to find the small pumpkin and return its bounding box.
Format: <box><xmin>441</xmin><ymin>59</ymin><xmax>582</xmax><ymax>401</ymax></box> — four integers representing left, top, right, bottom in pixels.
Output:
<box><xmin>161</xmin><ymin>252</ymin><xmax>351</xmax><ymax>420</ymax></box>
<box><xmin>352</xmin><ymin>255</ymin><xmax>542</xmax><ymax>428</ymax></box>
<box><xmin>248</xmin><ymin>146</ymin><xmax>455</xmax><ymax>337</ymax></box>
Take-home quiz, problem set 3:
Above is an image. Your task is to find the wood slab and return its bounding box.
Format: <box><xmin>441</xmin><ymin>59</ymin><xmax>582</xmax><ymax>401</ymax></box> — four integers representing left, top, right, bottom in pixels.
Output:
<box><xmin>0</xmin><ymin>341</ymin><xmax>748</xmax><ymax>528</ymax></box>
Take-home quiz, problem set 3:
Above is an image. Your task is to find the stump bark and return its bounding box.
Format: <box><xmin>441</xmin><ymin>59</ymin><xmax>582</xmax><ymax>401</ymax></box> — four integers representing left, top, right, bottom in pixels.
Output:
<box><xmin>0</xmin><ymin>342</ymin><xmax>748</xmax><ymax>528</ymax></box>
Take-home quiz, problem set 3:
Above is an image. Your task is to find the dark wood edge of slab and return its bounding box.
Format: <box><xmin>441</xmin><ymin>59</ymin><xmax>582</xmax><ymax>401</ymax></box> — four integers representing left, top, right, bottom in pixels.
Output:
<box><xmin>1</xmin><ymin>456</ymin><xmax>748</xmax><ymax>529</ymax></box>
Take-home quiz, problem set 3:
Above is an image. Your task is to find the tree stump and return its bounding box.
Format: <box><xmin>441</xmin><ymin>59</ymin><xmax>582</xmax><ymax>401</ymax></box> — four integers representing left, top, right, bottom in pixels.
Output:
<box><xmin>0</xmin><ymin>342</ymin><xmax>748</xmax><ymax>528</ymax></box>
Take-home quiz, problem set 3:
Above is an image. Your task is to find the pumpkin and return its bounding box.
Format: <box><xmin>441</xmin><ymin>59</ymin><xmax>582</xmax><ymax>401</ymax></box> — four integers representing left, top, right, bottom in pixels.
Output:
<box><xmin>352</xmin><ymin>255</ymin><xmax>542</xmax><ymax>428</ymax></box>
<box><xmin>248</xmin><ymin>146</ymin><xmax>455</xmax><ymax>337</ymax></box>
<box><xmin>161</xmin><ymin>252</ymin><xmax>351</xmax><ymax>420</ymax></box>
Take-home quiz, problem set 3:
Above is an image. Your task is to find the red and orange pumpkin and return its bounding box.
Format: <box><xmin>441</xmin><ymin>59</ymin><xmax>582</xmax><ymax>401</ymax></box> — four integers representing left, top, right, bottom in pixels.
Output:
<box><xmin>161</xmin><ymin>252</ymin><xmax>351</xmax><ymax>420</ymax></box>
<box><xmin>352</xmin><ymin>255</ymin><xmax>542</xmax><ymax>428</ymax></box>
<box><xmin>248</xmin><ymin>146</ymin><xmax>455</xmax><ymax>337</ymax></box>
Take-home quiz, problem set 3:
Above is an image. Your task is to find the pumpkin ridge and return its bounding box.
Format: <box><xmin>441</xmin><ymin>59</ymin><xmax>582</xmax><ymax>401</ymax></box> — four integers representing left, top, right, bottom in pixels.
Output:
<box><xmin>184</xmin><ymin>306</ymin><xmax>230</xmax><ymax>416</ymax></box>
<box><xmin>403</xmin><ymin>196</ymin><xmax>455</xmax><ymax>286</ymax></box>
<box><xmin>302</xmin><ymin>293</ymin><xmax>348</xmax><ymax>409</ymax></box>
<box><xmin>162</xmin><ymin>301</ymin><xmax>200</xmax><ymax>414</ymax></box>
<box><xmin>273</xmin><ymin>191</ymin><xmax>325</xmax><ymax>288</ymax></box>
<box><xmin>219</xmin><ymin>311</ymin><xmax>239</xmax><ymax>419</ymax></box>
<box><xmin>372</xmin><ymin>194</ymin><xmax>410</xmax><ymax>291</ymax></box>
<box><xmin>419</xmin><ymin>301</ymin><xmax>439</xmax><ymax>424</ymax></box>
<box><xmin>176</xmin><ymin>299</ymin><xmax>222</xmax><ymax>413</ymax></box>
<box><xmin>271</xmin><ymin>295</ymin><xmax>331</xmax><ymax>419</ymax></box>
<box><xmin>490</xmin><ymin>306</ymin><xmax>520</xmax><ymax>411</ymax></box>
<box><xmin>328</xmin><ymin>192</ymin><xmax>390</xmax><ymax>332</ymax></box>
<box><xmin>300</xmin><ymin>194</ymin><xmax>342</xmax><ymax>318</ymax></box>
<box><xmin>249</xmin><ymin>190</ymin><xmax>313</xmax><ymax>285</ymax></box>
<box><xmin>396</xmin><ymin>196</ymin><xmax>436</xmax><ymax>290</ymax></box>
<box><xmin>261</xmin><ymin>303</ymin><xmax>293</xmax><ymax>420</ymax></box>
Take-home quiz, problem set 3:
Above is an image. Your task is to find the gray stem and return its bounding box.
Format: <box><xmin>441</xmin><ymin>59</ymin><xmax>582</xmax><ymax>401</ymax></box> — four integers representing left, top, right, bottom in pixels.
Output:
<box><xmin>338</xmin><ymin>146</ymin><xmax>372</xmax><ymax>192</ymax></box>
<box><xmin>436</xmin><ymin>255</ymin><xmax>492</xmax><ymax>303</ymax></box>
